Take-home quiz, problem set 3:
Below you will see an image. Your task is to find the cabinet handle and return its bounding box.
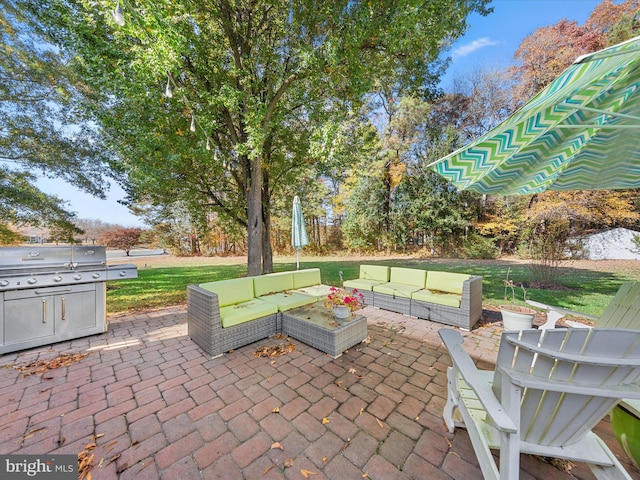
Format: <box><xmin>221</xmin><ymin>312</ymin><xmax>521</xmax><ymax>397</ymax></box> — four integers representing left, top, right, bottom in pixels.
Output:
<box><xmin>61</xmin><ymin>297</ymin><xmax>66</xmax><ymax>320</ymax></box>
<box><xmin>42</xmin><ymin>299</ymin><xmax>46</xmax><ymax>323</ymax></box>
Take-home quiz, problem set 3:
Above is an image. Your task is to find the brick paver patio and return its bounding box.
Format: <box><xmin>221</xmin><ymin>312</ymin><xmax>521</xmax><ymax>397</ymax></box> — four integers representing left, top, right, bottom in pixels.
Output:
<box><xmin>0</xmin><ymin>305</ymin><xmax>638</xmax><ymax>479</ymax></box>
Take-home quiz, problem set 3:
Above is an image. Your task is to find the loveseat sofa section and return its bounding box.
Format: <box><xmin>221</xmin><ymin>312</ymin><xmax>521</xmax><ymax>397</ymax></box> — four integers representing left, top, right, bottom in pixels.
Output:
<box><xmin>345</xmin><ymin>265</ymin><xmax>482</xmax><ymax>330</ymax></box>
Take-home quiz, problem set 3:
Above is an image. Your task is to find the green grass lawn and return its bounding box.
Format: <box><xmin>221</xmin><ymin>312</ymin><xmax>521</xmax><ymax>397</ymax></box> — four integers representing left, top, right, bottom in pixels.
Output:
<box><xmin>106</xmin><ymin>256</ymin><xmax>640</xmax><ymax>318</ymax></box>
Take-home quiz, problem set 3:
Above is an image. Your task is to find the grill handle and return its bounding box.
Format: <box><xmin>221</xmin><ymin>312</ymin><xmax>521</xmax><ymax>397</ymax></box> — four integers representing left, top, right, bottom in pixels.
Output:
<box><xmin>35</xmin><ymin>288</ymin><xmax>72</xmax><ymax>295</ymax></box>
<box><xmin>42</xmin><ymin>299</ymin><xmax>46</xmax><ymax>323</ymax></box>
<box><xmin>61</xmin><ymin>297</ymin><xmax>66</xmax><ymax>320</ymax></box>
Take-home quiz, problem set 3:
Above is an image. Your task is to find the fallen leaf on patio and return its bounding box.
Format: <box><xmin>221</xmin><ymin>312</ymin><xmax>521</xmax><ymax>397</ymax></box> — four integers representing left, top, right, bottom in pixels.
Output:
<box><xmin>376</xmin><ymin>418</ymin><xmax>384</xmax><ymax>428</ymax></box>
<box><xmin>415</xmin><ymin>416</ymin><xmax>420</xmax><ymax>421</ymax></box>
<box><xmin>104</xmin><ymin>440</ymin><xmax>118</xmax><ymax>454</ymax></box>
<box><xmin>342</xmin><ymin>440</ymin><xmax>351</xmax><ymax>452</ymax></box>
<box><xmin>272</xmin><ymin>407</ymin><xmax>280</xmax><ymax>414</ymax></box>
<box><xmin>362</xmin><ymin>473</ymin><xmax>368</xmax><ymax>478</ymax></box>
<box><xmin>300</xmin><ymin>469</ymin><xmax>318</xmax><ymax>478</ymax></box>
<box><xmin>263</xmin><ymin>465</ymin><xmax>276</xmax><ymax>475</ymax></box>
<box><xmin>322</xmin><ymin>417</ymin><xmax>330</xmax><ymax>424</ymax></box>
<box><xmin>271</xmin><ymin>442</ymin><xmax>284</xmax><ymax>450</ymax></box>
<box><xmin>359</xmin><ymin>407</ymin><xmax>364</xmax><ymax>416</ymax></box>
<box><xmin>21</xmin><ymin>427</ymin><xmax>48</xmax><ymax>445</ymax></box>
<box><xmin>322</xmin><ymin>457</ymin><xmax>327</xmax><ymax>463</ymax></box>
<box><xmin>13</xmin><ymin>352</ymin><xmax>90</xmax><ymax>377</ymax></box>
<box><xmin>284</xmin><ymin>458</ymin><xmax>294</xmax><ymax>468</ymax></box>
<box><xmin>58</xmin><ymin>437</ymin><xmax>66</xmax><ymax>445</ymax></box>
<box><xmin>348</xmin><ymin>368</ymin><xmax>357</xmax><ymax>374</ymax></box>
<box><xmin>255</xmin><ymin>341</ymin><xmax>296</xmax><ymax>358</ymax></box>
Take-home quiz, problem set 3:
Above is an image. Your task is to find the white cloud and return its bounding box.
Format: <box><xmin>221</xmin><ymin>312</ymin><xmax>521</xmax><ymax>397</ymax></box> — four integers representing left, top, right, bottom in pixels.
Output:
<box><xmin>452</xmin><ymin>37</ymin><xmax>500</xmax><ymax>60</ymax></box>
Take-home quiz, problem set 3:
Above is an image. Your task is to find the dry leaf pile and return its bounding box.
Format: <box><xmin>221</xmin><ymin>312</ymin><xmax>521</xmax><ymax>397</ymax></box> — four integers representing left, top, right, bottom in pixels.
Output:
<box><xmin>13</xmin><ymin>352</ymin><xmax>90</xmax><ymax>377</ymax></box>
<box><xmin>254</xmin><ymin>335</ymin><xmax>296</xmax><ymax>358</ymax></box>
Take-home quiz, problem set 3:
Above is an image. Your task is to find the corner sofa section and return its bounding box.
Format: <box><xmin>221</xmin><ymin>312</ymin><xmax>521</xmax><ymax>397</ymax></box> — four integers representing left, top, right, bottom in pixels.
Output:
<box><xmin>187</xmin><ymin>268</ymin><xmax>331</xmax><ymax>358</ymax></box>
<box><xmin>345</xmin><ymin>265</ymin><xmax>482</xmax><ymax>330</ymax></box>
<box><xmin>343</xmin><ymin>264</ymin><xmax>389</xmax><ymax>305</ymax></box>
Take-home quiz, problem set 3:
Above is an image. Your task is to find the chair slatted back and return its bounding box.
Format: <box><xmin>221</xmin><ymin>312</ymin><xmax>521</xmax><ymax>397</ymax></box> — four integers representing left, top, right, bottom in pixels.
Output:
<box><xmin>493</xmin><ymin>328</ymin><xmax>640</xmax><ymax>447</ymax></box>
<box><xmin>598</xmin><ymin>282</ymin><xmax>640</xmax><ymax>329</ymax></box>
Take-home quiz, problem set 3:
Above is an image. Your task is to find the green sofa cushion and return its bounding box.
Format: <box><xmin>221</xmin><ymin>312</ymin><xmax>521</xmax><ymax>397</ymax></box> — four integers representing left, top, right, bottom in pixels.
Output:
<box><xmin>343</xmin><ymin>279</ymin><xmax>386</xmax><ymax>291</ymax></box>
<box><xmin>199</xmin><ymin>277</ymin><xmax>255</xmax><ymax>307</ymax></box>
<box><xmin>219</xmin><ymin>299</ymin><xmax>278</xmax><ymax>328</ymax></box>
<box><xmin>258</xmin><ymin>291</ymin><xmax>317</xmax><ymax>312</ymax></box>
<box><xmin>292</xmin><ymin>268</ymin><xmax>322</xmax><ymax>289</ymax></box>
<box><xmin>253</xmin><ymin>272</ymin><xmax>294</xmax><ymax>297</ymax></box>
<box><xmin>412</xmin><ymin>289</ymin><xmax>462</xmax><ymax>308</ymax></box>
<box><xmin>359</xmin><ymin>265</ymin><xmax>390</xmax><ymax>282</ymax></box>
<box><xmin>389</xmin><ymin>267</ymin><xmax>427</xmax><ymax>288</ymax></box>
<box><xmin>292</xmin><ymin>284</ymin><xmax>333</xmax><ymax>301</ymax></box>
<box><xmin>373</xmin><ymin>282</ymin><xmax>422</xmax><ymax>299</ymax></box>
<box><xmin>425</xmin><ymin>271</ymin><xmax>470</xmax><ymax>294</ymax></box>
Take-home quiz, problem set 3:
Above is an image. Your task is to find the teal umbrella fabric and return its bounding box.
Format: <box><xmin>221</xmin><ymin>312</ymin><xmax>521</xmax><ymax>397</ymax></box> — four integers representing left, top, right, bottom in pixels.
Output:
<box><xmin>429</xmin><ymin>35</ymin><xmax>640</xmax><ymax>195</ymax></box>
<box><xmin>291</xmin><ymin>195</ymin><xmax>309</xmax><ymax>270</ymax></box>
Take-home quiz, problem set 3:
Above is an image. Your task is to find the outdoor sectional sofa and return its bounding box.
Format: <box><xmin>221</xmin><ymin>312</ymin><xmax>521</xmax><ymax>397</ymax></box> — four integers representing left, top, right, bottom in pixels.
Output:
<box><xmin>344</xmin><ymin>264</ymin><xmax>482</xmax><ymax>330</ymax></box>
<box><xmin>187</xmin><ymin>268</ymin><xmax>333</xmax><ymax>358</ymax></box>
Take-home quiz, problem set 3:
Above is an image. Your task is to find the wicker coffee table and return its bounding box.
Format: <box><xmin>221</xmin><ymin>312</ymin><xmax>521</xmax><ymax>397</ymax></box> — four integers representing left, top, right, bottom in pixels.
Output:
<box><xmin>281</xmin><ymin>302</ymin><xmax>367</xmax><ymax>358</ymax></box>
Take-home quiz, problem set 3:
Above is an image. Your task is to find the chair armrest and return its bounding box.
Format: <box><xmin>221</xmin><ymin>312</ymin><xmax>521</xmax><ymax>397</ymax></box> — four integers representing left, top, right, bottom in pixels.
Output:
<box><xmin>439</xmin><ymin>329</ymin><xmax>517</xmax><ymax>433</ymax></box>
<box><xmin>501</xmin><ymin>367</ymin><xmax>640</xmax><ymax>399</ymax></box>
<box><xmin>526</xmin><ymin>299</ymin><xmax>598</xmax><ymax>329</ymax></box>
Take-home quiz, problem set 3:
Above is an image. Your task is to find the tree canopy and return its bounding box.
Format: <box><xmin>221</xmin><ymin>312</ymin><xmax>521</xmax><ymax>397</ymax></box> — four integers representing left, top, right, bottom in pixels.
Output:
<box><xmin>0</xmin><ymin>2</ymin><xmax>114</xmax><ymax>238</ymax></box>
<box><xmin>15</xmin><ymin>0</ymin><xmax>491</xmax><ymax>271</ymax></box>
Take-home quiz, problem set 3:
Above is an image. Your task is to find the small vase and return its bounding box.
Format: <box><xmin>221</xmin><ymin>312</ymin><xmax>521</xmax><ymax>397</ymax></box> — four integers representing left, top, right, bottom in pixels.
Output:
<box><xmin>333</xmin><ymin>305</ymin><xmax>350</xmax><ymax>319</ymax></box>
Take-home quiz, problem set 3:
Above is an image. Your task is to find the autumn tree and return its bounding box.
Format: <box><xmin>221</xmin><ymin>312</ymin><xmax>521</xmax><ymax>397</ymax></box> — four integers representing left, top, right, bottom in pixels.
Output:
<box><xmin>99</xmin><ymin>228</ymin><xmax>143</xmax><ymax>256</ymax></box>
<box><xmin>510</xmin><ymin>19</ymin><xmax>602</xmax><ymax>104</ymax></box>
<box><xmin>435</xmin><ymin>66</ymin><xmax>515</xmax><ymax>143</ymax></box>
<box><xmin>19</xmin><ymin>0</ymin><xmax>491</xmax><ymax>275</ymax></box>
<box><xmin>585</xmin><ymin>0</ymin><xmax>640</xmax><ymax>45</ymax></box>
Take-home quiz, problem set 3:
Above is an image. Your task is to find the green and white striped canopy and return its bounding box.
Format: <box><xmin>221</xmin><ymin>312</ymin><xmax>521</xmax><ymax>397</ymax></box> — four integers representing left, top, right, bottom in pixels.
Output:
<box><xmin>430</xmin><ymin>35</ymin><xmax>640</xmax><ymax>195</ymax></box>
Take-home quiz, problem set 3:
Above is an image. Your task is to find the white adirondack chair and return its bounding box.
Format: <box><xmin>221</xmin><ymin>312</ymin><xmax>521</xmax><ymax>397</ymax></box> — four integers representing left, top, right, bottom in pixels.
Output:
<box><xmin>527</xmin><ymin>282</ymin><xmax>640</xmax><ymax>330</ymax></box>
<box><xmin>440</xmin><ymin>327</ymin><xmax>640</xmax><ymax>479</ymax></box>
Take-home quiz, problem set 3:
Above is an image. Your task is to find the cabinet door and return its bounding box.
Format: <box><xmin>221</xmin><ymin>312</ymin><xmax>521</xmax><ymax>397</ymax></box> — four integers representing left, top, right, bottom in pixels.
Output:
<box><xmin>4</xmin><ymin>295</ymin><xmax>55</xmax><ymax>344</ymax></box>
<box><xmin>55</xmin><ymin>289</ymin><xmax>97</xmax><ymax>333</ymax></box>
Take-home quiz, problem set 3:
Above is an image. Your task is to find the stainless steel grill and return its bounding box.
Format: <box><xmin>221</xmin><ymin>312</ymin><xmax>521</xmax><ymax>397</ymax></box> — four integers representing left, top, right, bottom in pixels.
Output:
<box><xmin>0</xmin><ymin>245</ymin><xmax>137</xmax><ymax>354</ymax></box>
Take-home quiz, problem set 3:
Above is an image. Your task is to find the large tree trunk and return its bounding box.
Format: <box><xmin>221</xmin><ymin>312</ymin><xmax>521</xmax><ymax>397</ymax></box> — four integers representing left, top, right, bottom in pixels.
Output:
<box><xmin>261</xmin><ymin>175</ymin><xmax>273</xmax><ymax>274</ymax></box>
<box><xmin>246</xmin><ymin>155</ymin><xmax>263</xmax><ymax>276</ymax></box>
<box><xmin>261</xmin><ymin>136</ymin><xmax>274</xmax><ymax>274</ymax></box>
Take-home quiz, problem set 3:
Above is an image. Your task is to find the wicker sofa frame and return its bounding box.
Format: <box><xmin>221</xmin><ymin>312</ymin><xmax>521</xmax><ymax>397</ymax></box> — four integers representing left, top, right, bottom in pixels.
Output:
<box><xmin>187</xmin><ymin>268</ymin><xmax>336</xmax><ymax>358</ymax></box>
<box><xmin>409</xmin><ymin>275</ymin><xmax>483</xmax><ymax>330</ymax></box>
<box><xmin>187</xmin><ymin>285</ymin><xmax>280</xmax><ymax>358</ymax></box>
<box><xmin>346</xmin><ymin>265</ymin><xmax>483</xmax><ymax>331</ymax></box>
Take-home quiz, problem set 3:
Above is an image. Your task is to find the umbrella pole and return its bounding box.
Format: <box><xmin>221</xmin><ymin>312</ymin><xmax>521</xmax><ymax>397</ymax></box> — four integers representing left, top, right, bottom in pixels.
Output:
<box><xmin>296</xmin><ymin>251</ymin><xmax>300</xmax><ymax>270</ymax></box>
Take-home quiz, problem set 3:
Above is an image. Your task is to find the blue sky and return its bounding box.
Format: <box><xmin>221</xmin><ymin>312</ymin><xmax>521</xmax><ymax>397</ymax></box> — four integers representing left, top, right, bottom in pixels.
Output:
<box><xmin>38</xmin><ymin>0</ymin><xmax>605</xmax><ymax>227</ymax></box>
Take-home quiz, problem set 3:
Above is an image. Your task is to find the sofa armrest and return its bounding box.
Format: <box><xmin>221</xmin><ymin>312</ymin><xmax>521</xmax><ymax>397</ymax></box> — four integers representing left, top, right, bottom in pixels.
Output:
<box><xmin>462</xmin><ymin>275</ymin><xmax>483</xmax><ymax>321</ymax></box>
<box><xmin>188</xmin><ymin>284</ymin><xmax>222</xmax><ymax>333</ymax></box>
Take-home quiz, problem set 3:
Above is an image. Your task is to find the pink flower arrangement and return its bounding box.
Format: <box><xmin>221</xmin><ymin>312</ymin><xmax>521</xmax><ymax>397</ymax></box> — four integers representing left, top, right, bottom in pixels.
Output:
<box><xmin>325</xmin><ymin>286</ymin><xmax>364</xmax><ymax>312</ymax></box>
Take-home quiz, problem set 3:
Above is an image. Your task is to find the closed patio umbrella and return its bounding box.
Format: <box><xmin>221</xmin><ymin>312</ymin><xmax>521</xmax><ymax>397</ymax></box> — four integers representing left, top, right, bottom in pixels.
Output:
<box><xmin>291</xmin><ymin>195</ymin><xmax>309</xmax><ymax>270</ymax></box>
<box><xmin>429</xmin><ymin>35</ymin><xmax>640</xmax><ymax>194</ymax></box>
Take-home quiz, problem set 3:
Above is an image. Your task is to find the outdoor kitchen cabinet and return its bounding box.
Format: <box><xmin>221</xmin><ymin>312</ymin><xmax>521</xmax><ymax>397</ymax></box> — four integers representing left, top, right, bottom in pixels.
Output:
<box><xmin>0</xmin><ymin>283</ymin><xmax>107</xmax><ymax>354</ymax></box>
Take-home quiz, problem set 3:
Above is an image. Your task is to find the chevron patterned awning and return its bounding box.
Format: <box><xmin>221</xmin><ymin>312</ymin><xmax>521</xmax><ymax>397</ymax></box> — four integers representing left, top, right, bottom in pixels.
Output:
<box><xmin>429</xmin><ymin>35</ymin><xmax>640</xmax><ymax>195</ymax></box>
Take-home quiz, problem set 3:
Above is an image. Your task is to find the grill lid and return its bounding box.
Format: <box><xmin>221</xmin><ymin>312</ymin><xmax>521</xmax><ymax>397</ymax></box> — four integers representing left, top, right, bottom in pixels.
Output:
<box><xmin>0</xmin><ymin>246</ymin><xmax>107</xmax><ymax>273</ymax></box>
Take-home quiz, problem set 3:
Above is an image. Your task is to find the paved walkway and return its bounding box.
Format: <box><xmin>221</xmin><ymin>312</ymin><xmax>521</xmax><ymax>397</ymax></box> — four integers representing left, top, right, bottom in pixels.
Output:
<box><xmin>0</xmin><ymin>306</ymin><xmax>638</xmax><ymax>480</ymax></box>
